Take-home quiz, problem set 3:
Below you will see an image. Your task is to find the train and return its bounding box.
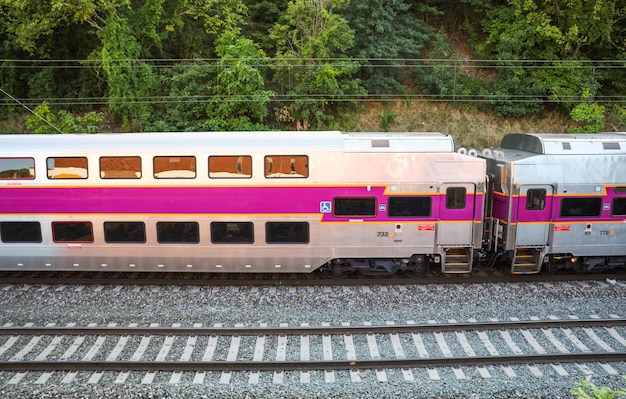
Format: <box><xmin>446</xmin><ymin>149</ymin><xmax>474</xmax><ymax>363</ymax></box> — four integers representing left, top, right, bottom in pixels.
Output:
<box><xmin>0</xmin><ymin>131</ymin><xmax>625</xmax><ymax>276</ymax></box>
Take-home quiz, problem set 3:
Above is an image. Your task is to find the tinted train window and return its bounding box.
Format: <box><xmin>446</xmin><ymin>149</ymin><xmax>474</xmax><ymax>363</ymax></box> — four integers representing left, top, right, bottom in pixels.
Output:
<box><xmin>388</xmin><ymin>197</ymin><xmax>431</xmax><ymax>217</ymax></box>
<box><xmin>615</xmin><ymin>187</ymin><xmax>626</xmax><ymax>194</ymax></box>
<box><xmin>0</xmin><ymin>158</ymin><xmax>35</xmax><ymax>180</ymax></box>
<box><xmin>446</xmin><ymin>187</ymin><xmax>467</xmax><ymax>209</ymax></box>
<box><xmin>265</xmin><ymin>155</ymin><xmax>308</xmax><ymax>178</ymax></box>
<box><xmin>100</xmin><ymin>156</ymin><xmax>142</xmax><ymax>179</ymax></box>
<box><xmin>209</xmin><ymin>156</ymin><xmax>252</xmax><ymax>178</ymax></box>
<box><xmin>613</xmin><ymin>198</ymin><xmax>626</xmax><ymax>216</ymax></box>
<box><xmin>334</xmin><ymin>198</ymin><xmax>376</xmax><ymax>217</ymax></box>
<box><xmin>526</xmin><ymin>189</ymin><xmax>546</xmax><ymax>210</ymax></box>
<box><xmin>52</xmin><ymin>222</ymin><xmax>93</xmax><ymax>242</ymax></box>
<box><xmin>266</xmin><ymin>222</ymin><xmax>309</xmax><ymax>244</ymax></box>
<box><xmin>0</xmin><ymin>222</ymin><xmax>42</xmax><ymax>243</ymax></box>
<box><xmin>104</xmin><ymin>222</ymin><xmax>146</xmax><ymax>243</ymax></box>
<box><xmin>153</xmin><ymin>156</ymin><xmax>196</xmax><ymax>179</ymax></box>
<box><xmin>211</xmin><ymin>222</ymin><xmax>254</xmax><ymax>244</ymax></box>
<box><xmin>560</xmin><ymin>198</ymin><xmax>602</xmax><ymax>218</ymax></box>
<box><xmin>156</xmin><ymin>222</ymin><xmax>199</xmax><ymax>243</ymax></box>
<box><xmin>47</xmin><ymin>157</ymin><xmax>88</xmax><ymax>179</ymax></box>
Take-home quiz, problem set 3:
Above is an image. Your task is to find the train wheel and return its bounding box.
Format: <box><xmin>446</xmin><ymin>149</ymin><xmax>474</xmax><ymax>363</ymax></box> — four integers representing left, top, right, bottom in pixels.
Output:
<box><xmin>402</xmin><ymin>261</ymin><xmax>428</xmax><ymax>278</ymax></box>
<box><xmin>324</xmin><ymin>263</ymin><xmax>351</xmax><ymax>278</ymax></box>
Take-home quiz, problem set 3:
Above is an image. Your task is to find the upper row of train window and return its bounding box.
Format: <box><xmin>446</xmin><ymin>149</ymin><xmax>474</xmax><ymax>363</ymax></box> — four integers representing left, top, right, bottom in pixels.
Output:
<box><xmin>0</xmin><ymin>155</ymin><xmax>309</xmax><ymax>180</ymax></box>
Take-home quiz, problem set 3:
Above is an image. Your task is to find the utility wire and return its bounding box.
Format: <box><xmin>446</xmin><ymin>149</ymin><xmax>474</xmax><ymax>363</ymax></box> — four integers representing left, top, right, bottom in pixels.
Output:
<box><xmin>0</xmin><ymin>88</ymin><xmax>64</xmax><ymax>133</ymax></box>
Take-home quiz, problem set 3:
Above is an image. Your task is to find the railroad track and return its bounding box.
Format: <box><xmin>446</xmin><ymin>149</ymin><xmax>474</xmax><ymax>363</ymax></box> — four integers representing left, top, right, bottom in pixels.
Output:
<box><xmin>1</xmin><ymin>268</ymin><xmax>624</xmax><ymax>287</ymax></box>
<box><xmin>2</xmin><ymin>316</ymin><xmax>625</xmax><ymax>385</ymax></box>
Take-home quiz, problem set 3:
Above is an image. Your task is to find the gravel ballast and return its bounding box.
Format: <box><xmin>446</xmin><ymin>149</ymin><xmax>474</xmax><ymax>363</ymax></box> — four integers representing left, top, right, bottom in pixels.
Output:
<box><xmin>0</xmin><ymin>279</ymin><xmax>625</xmax><ymax>398</ymax></box>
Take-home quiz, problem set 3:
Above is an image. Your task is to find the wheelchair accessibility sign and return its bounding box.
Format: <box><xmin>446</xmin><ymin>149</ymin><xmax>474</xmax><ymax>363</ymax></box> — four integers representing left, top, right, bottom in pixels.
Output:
<box><xmin>320</xmin><ymin>201</ymin><xmax>331</xmax><ymax>213</ymax></box>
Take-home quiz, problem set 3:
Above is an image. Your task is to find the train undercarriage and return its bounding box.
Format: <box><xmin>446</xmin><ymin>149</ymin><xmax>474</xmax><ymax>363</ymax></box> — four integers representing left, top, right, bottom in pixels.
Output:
<box><xmin>323</xmin><ymin>254</ymin><xmax>429</xmax><ymax>277</ymax></box>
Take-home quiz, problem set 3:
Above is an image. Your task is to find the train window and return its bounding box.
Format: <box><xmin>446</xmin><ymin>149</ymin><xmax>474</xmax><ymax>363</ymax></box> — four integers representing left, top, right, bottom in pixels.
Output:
<box><xmin>266</xmin><ymin>222</ymin><xmax>309</xmax><ymax>244</ymax></box>
<box><xmin>446</xmin><ymin>187</ymin><xmax>466</xmax><ymax>209</ymax></box>
<box><xmin>0</xmin><ymin>158</ymin><xmax>35</xmax><ymax>180</ymax></box>
<box><xmin>612</xmin><ymin>198</ymin><xmax>626</xmax><ymax>216</ymax></box>
<box><xmin>265</xmin><ymin>155</ymin><xmax>308</xmax><ymax>178</ymax></box>
<box><xmin>104</xmin><ymin>222</ymin><xmax>146</xmax><ymax>243</ymax></box>
<box><xmin>0</xmin><ymin>222</ymin><xmax>42</xmax><ymax>243</ymax></box>
<box><xmin>334</xmin><ymin>198</ymin><xmax>376</xmax><ymax>217</ymax></box>
<box><xmin>100</xmin><ymin>156</ymin><xmax>142</xmax><ymax>179</ymax></box>
<box><xmin>388</xmin><ymin>196</ymin><xmax>431</xmax><ymax>217</ymax></box>
<box><xmin>52</xmin><ymin>222</ymin><xmax>93</xmax><ymax>243</ymax></box>
<box><xmin>560</xmin><ymin>198</ymin><xmax>602</xmax><ymax>218</ymax></box>
<box><xmin>526</xmin><ymin>189</ymin><xmax>546</xmax><ymax>210</ymax></box>
<box><xmin>209</xmin><ymin>156</ymin><xmax>252</xmax><ymax>178</ymax></box>
<box><xmin>47</xmin><ymin>157</ymin><xmax>88</xmax><ymax>179</ymax></box>
<box><xmin>153</xmin><ymin>156</ymin><xmax>196</xmax><ymax>179</ymax></box>
<box><xmin>156</xmin><ymin>222</ymin><xmax>199</xmax><ymax>243</ymax></box>
<box><xmin>211</xmin><ymin>222</ymin><xmax>254</xmax><ymax>244</ymax></box>
<box><xmin>615</xmin><ymin>187</ymin><xmax>626</xmax><ymax>194</ymax></box>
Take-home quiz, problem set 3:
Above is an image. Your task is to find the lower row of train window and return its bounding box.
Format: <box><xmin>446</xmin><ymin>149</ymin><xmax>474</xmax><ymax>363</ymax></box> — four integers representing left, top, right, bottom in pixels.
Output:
<box><xmin>0</xmin><ymin>221</ymin><xmax>309</xmax><ymax>245</ymax></box>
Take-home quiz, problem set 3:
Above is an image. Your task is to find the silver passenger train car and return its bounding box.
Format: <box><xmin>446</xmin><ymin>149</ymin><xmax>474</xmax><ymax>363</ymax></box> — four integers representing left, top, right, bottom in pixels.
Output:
<box><xmin>0</xmin><ymin>131</ymin><xmax>487</xmax><ymax>275</ymax></box>
<box><xmin>482</xmin><ymin>133</ymin><xmax>626</xmax><ymax>273</ymax></box>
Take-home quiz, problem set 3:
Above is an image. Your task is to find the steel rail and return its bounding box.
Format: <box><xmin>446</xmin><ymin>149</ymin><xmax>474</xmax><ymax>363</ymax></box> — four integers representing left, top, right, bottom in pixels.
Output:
<box><xmin>0</xmin><ymin>270</ymin><xmax>623</xmax><ymax>287</ymax></box>
<box><xmin>1</xmin><ymin>318</ymin><xmax>625</xmax><ymax>336</ymax></box>
<box><xmin>1</xmin><ymin>353</ymin><xmax>626</xmax><ymax>372</ymax></box>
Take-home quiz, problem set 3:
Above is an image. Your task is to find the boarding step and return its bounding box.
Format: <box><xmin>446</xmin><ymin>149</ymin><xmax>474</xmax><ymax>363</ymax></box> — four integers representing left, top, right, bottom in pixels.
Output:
<box><xmin>441</xmin><ymin>246</ymin><xmax>472</xmax><ymax>273</ymax></box>
<box><xmin>511</xmin><ymin>247</ymin><xmax>542</xmax><ymax>274</ymax></box>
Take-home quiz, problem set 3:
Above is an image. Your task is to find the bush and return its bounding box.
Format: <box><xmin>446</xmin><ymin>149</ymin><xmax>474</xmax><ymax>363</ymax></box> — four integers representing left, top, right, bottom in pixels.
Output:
<box><xmin>570</xmin><ymin>376</ymin><xmax>626</xmax><ymax>399</ymax></box>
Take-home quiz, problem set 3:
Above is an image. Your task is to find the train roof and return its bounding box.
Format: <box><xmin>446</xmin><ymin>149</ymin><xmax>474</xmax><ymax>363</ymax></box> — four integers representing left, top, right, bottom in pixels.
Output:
<box><xmin>501</xmin><ymin>133</ymin><xmax>626</xmax><ymax>155</ymax></box>
<box><xmin>0</xmin><ymin>131</ymin><xmax>455</xmax><ymax>154</ymax></box>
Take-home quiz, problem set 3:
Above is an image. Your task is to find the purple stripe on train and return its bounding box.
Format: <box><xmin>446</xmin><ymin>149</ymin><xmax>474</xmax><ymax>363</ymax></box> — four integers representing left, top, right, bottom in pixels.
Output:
<box><xmin>493</xmin><ymin>188</ymin><xmax>625</xmax><ymax>223</ymax></box>
<box><xmin>0</xmin><ymin>186</ymin><xmax>480</xmax><ymax>222</ymax></box>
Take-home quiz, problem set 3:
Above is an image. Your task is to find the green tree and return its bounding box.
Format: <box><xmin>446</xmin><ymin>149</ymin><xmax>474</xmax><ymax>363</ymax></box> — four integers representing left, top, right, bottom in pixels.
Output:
<box><xmin>269</xmin><ymin>0</ymin><xmax>364</xmax><ymax>129</ymax></box>
<box><xmin>204</xmin><ymin>31</ymin><xmax>274</xmax><ymax>131</ymax></box>
<box><xmin>342</xmin><ymin>0</ymin><xmax>434</xmax><ymax>95</ymax></box>
<box><xmin>94</xmin><ymin>9</ymin><xmax>157</xmax><ymax>129</ymax></box>
<box><xmin>481</xmin><ymin>0</ymin><xmax>623</xmax><ymax>116</ymax></box>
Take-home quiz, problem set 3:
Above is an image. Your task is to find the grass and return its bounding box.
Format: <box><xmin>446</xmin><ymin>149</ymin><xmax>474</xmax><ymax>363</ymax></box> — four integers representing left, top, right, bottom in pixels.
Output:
<box><xmin>349</xmin><ymin>100</ymin><xmax>575</xmax><ymax>149</ymax></box>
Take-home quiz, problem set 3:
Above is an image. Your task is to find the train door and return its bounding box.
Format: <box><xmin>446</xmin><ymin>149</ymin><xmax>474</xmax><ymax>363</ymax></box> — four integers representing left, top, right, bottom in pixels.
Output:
<box><xmin>437</xmin><ymin>183</ymin><xmax>476</xmax><ymax>245</ymax></box>
<box><xmin>515</xmin><ymin>185</ymin><xmax>553</xmax><ymax>246</ymax></box>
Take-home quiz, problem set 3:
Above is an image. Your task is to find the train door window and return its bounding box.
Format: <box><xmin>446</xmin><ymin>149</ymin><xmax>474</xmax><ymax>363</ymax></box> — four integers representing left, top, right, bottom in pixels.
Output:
<box><xmin>47</xmin><ymin>157</ymin><xmax>88</xmax><ymax>179</ymax></box>
<box><xmin>211</xmin><ymin>222</ymin><xmax>254</xmax><ymax>243</ymax></box>
<box><xmin>264</xmin><ymin>155</ymin><xmax>308</xmax><ymax>178</ymax></box>
<box><xmin>0</xmin><ymin>222</ymin><xmax>42</xmax><ymax>243</ymax></box>
<box><xmin>526</xmin><ymin>189</ymin><xmax>546</xmax><ymax>210</ymax></box>
<box><xmin>156</xmin><ymin>222</ymin><xmax>199</xmax><ymax>243</ymax></box>
<box><xmin>100</xmin><ymin>156</ymin><xmax>142</xmax><ymax>179</ymax></box>
<box><xmin>266</xmin><ymin>222</ymin><xmax>309</xmax><ymax>244</ymax></box>
<box><xmin>52</xmin><ymin>222</ymin><xmax>94</xmax><ymax>243</ymax></box>
<box><xmin>388</xmin><ymin>196</ymin><xmax>431</xmax><ymax>217</ymax></box>
<box><xmin>612</xmin><ymin>198</ymin><xmax>626</xmax><ymax>216</ymax></box>
<box><xmin>153</xmin><ymin>156</ymin><xmax>196</xmax><ymax>178</ymax></box>
<box><xmin>0</xmin><ymin>158</ymin><xmax>35</xmax><ymax>179</ymax></box>
<box><xmin>333</xmin><ymin>198</ymin><xmax>376</xmax><ymax>217</ymax></box>
<box><xmin>209</xmin><ymin>156</ymin><xmax>252</xmax><ymax>178</ymax></box>
<box><xmin>445</xmin><ymin>187</ymin><xmax>466</xmax><ymax>209</ymax></box>
<box><xmin>560</xmin><ymin>198</ymin><xmax>602</xmax><ymax>217</ymax></box>
<box><xmin>104</xmin><ymin>222</ymin><xmax>146</xmax><ymax>243</ymax></box>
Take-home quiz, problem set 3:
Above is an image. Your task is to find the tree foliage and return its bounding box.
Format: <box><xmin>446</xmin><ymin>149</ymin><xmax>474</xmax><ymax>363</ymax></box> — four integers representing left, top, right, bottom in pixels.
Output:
<box><xmin>481</xmin><ymin>0</ymin><xmax>623</xmax><ymax>117</ymax></box>
<box><xmin>342</xmin><ymin>0</ymin><xmax>434</xmax><ymax>95</ymax></box>
<box><xmin>0</xmin><ymin>0</ymin><xmax>624</xmax><ymax>131</ymax></box>
<box><xmin>25</xmin><ymin>102</ymin><xmax>103</xmax><ymax>134</ymax></box>
<box><xmin>204</xmin><ymin>31</ymin><xmax>275</xmax><ymax>131</ymax></box>
<box><xmin>269</xmin><ymin>0</ymin><xmax>364</xmax><ymax>128</ymax></box>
